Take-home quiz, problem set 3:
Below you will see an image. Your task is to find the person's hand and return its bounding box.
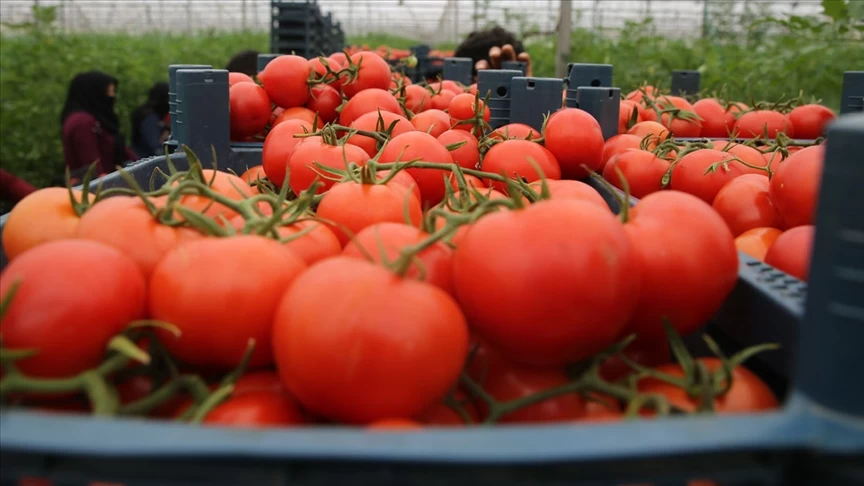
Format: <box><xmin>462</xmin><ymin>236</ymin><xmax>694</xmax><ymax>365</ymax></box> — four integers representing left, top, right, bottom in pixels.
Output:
<box><xmin>474</xmin><ymin>44</ymin><xmax>533</xmax><ymax>77</ymax></box>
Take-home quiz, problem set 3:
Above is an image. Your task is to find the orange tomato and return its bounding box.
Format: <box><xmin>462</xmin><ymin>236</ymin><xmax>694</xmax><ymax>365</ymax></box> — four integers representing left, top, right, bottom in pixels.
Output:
<box><xmin>734</xmin><ymin>227</ymin><xmax>783</xmax><ymax>261</ymax></box>
<box><xmin>2</xmin><ymin>188</ymin><xmax>81</xmax><ymax>261</ymax></box>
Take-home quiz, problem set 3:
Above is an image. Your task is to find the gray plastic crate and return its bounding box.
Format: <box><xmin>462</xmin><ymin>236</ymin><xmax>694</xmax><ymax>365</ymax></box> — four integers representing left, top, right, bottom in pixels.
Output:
<box><xmin>501</xmin><ymin>60</ymin><xmax>528</xmax><ymax>75</ymax></box>
<box><xmin>478</xmin><ymin>69</ymin><xmax>522</xmax><ymax>129</ymax></box>
<box><xmin>671</xmin><ymin>70</ymin><xmax>701</xmax><ymax>97</ymax></box>
<box><xmin>442</xmin><ymin>57</ymin><xmax>473</xmax><ymax>86</ymax></box>
<box><xmin>574</xmin><ymin>87</ymin><xmax>621</xmax><ymax>140</ymax></box>
<box><xmin>167</xmin><ymin>64</ymin><xmax>212</xmax><ymax>148</ymax></box>
<box><xmin>840</xmin><ymin>71</ymin><xmax>864</xmax><ymax>114</ymax></box>
<box><xmin>509</xmin><ymin>77</ymin><xmax>564</xmax><ymax>131</ymax></box>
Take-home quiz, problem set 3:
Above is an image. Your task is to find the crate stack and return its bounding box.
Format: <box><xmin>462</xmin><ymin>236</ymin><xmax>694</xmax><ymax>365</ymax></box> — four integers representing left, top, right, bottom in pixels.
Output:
<box><xmin>270</xmin><ymin>0</ymin><xmax>343</xmax><ymax>58</ymax></box>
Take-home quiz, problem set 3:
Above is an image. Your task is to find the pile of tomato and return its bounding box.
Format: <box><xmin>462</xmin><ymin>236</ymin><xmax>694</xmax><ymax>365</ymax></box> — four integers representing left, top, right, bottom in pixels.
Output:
<box><xmin>2</xmin><ymin>49</ymin><xmax>827</xmax><ymax>432</ymax></box>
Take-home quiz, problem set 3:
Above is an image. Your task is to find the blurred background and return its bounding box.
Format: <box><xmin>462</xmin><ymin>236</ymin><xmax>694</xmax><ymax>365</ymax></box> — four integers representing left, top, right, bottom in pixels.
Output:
<box><xmin>1</xmin><ymin>0</ymin><xmax>862</xmax><ymax>197</ymax></box>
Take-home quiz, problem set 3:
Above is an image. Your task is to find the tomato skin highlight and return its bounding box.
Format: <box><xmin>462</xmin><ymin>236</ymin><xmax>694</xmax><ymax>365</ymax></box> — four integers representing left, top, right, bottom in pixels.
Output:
<box><xmin>712</xmin><ymin>174</ymin><xmax>782</xmax><ymax>237</ymax></box>
<box><xmin>764</xmin><ymin>225</ymin><xmax>814</xmax><ymax>282</ymax></box>
<box><xmin>2</xmin><ymin>188</ymin><xmax>81</xmax><ymax>261</ymax></box>
<box><xmin>272</xmin><ymin>257</ymin><xmax>470</xmax><ymax>424</ymax></box>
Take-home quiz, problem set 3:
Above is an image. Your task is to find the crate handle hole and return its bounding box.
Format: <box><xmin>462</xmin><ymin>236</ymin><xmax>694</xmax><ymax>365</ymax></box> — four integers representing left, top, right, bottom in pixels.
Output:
<box><xmin>527</xmin><ymin>80</ymin><xmax>536</xmax><ymax>89</ymax></box>
<box><xmin>609</xmin><ymin>89</ymin><xmax>615</xmax><ymax>98</ymax></box>
<box><xmin>497</xmin><ymin>86</ymin><xmax>508</xmax><ymax>97</ymax></box>
<box><xmin>591</xmin><ymin>79</ymin><xmax>601</xmax><ymax>87</ymax></box>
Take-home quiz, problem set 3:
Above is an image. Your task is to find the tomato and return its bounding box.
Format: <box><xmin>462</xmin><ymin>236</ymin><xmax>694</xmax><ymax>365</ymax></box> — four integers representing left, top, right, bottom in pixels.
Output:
<box><xmin>433</xmin><ymin>187</ymin><xmax>508</xmax><ymax>246</ymax></box>
<box><xmin>618</xmin><ymin>100</ymin><xmax>644</xmax><ymax>133</ymax></box>
<box><xmin>308</xmin><ymin>56</ymin><xmax>343</xmax><ymax>92</ymax></box>
<box><xmin>376</xmin><ymin>169</ymin><xmax>422</xmax><ymax>202</ymax></box>
<box><xmin>341</xmin><ymin>51</ymin><xmax>392</xmax><ymax>98</ymax></box>
<box><xmin>274</xmin><ymin>220</ymin><xmax>343</xmax><ymax>266</ymax></box>
<box><xmin>764</xmin><ymin>225</ymin><xmax>814</xmax><ymax>281</ymax></box>
<box><xmin>649</xmin><ymin>96</ymin><xmax>701</xmax><ymax>138</ymax></box>
<box><xmin>448</xmin><ymin>93</ymin><xmax>490</xmax><ymax>136</ymax></box>
<box><xmin>367</xmin><ymin>418</ymin><xmax>424</xmax><ymax>430</ymax></box>
<box><xmin>447</xmin><ymin>173</ymin><xmax>486</xmax><ymax>191</ymax></box>
<box><xmin>305</xmin><ymin>84</ymin><xmax>342</xmax><ymax>124</ymax></box>
<box><xmin>262</xmin><ymin>119</ymin><xmax>313</xmax><ymax>187</ymax></box>
<box><xmin>342</xmin><ymin>222</ymin><xmax>454</xmax><ymax>294</ymax></box>
<box><xmin>788</xmin><ymin>104</ymin><xmax>835</xmax><ymax>140</ymax></box>
<box><xmin>338</xmin><ymin>88</ymin><xmax>402</xmax><ymax>127</ymax></box>
<box><xmin>428</xmin><ymin>89</ymin><xmax>458</xmax><ymax>111</ymax></box>
<box><xmin>0</xmin><ymin>240</ymin><xmax>146</xmax><ymax>378</ymax></box>
<box><xmin>712</xmin><ymin>174</ymin><xmax>781</xmax><ymax>236</ymax></box>
<box><xmin>528</xmin><ymin>179</ymin><xmax>608</xmax><ymax>209</ymax></box>
<box><xmin>272</xmin><ymin>257</ymin><xmax>470</xmax><ymax>424</ymax></box>
<box><xmin>316</xmin><ymin>179</ymin><xmax>423</xmax><ymax>246</ymax></box>
<box><xmin>454</xmin><ymin>199</ymin><xmax>639</xmax><ymax>366</ymax></box>
<box><xmin>228</xmin><ymin>72</ymin><xmax>254</xmax><ymax>87</ymax></box>
<box><xmin>258</xmin><ymin>54</ymin><xmax>311</xmax><ymax>108</ymax></box>
<box><xmin>429</xmin><ymin>80</ymin><xmax>463</xmax><ymax>94</ymax></box>
<box><xmin>272</xmin><ymin>106</ymin><xmax>324</xmax><ymax>129</ymax></box>
<box><xmin>479</xmin><ymin>363</ymin><xmax>586</xmax><ymax>423</ymax></box>
<box><xmin>598</xmin><ymin>338</ymin><xmax>671</xmax><ymax>383</ymax></box>
<box><xmin>602</xmin><ymin>134</ymin><xmax>643</xmax><ymax>169</ymax></box>
<box><xmin>489</xmin><ymin>123</ymin><xmax>539</xmax><ymax>141</ymax></box>
<box><xmin>734</xmin><ymin>110</ymin><xmax>794</xmax><ymax>139</ymax></box>
<box><xmin>403</xmin><ymin>84</ymin><xmax>430</xmax><ymax>113</ymax></box>
<box><xmin>174</xmin><ymin>169</ymin><xmax>256</xmax><ymax>221</ymax></box>
<box><xmin>625</xmin><ymin>85</ymin><xmax>656</xmax><ymax>103</ymax></box>
<box><xmin>638</xmin><ymin>358</ymin><xmax>778</xmax><ymax>413</ymax></box>
<box><xmin>710</xmin><ymin>141</ymin><xmax>769</xmax><ymax>175</ymax></box>
<box><xmin>2</xmin><ymin>188</ymin><xmax>80</xmax><ymax>261</ymax></box>
<box><xmin>410</xmin><ymin>109</ymin><xmax>451</xmax><ymax>137</ymax></box>
<box><xmin>150</xmin><ymin>236</ymin><xmax>307</xmax><ymax>370</ymax></box>
<box><xmin>627</xmin><ymin>121</ymin><xmax>670</xmax><ymax>150</ymax></box>
<box><xmin>481</xmin><ymin>139</ymin><xmax>561</xmax><ymax>194</ymax></box>
<box><xmin>232</xmin><ymin>371</ymin><xmax>287</xmax><ymax>395</ymax></box>
<box><xmin>623</xmin><ymin>191</ymin><xmax>738</xmax><ymax>339</ymax></box>
<box><xmin>347</xmin><ymin>111</ymin><xmax>414</xmax><ymax>157</ymax></box>
<box><xmin>437</xmin><ymin>130</ymin><xmax>479</xmax><ymax>170</ymax></box>
<box><xmin>286</xmin><ymin>141</ymin><xmax>370</xmax><ymax>195</ymax></box>
<box><xmin>76</xmin><ymin>196</ymin><xmax>201</xmax><ymax>278</ymax></box>
<box><xmin>578</xmin><ymin>397</ymin><xmax>624</xmax><ymax>422</ymax></box>
<box><xmin>603</xmin><ymin>149</ymin><xmax>670</xmax><ymax>199</ymax></box>
<box><xmin>543</xmin><ymin>108</ymin><xmax>605</xmax><ymax>179</ymax></box>
<box><xmin>669</xmin><ymin>149</ymin><xmax>748</xmax><ymax>204</ymax></box>
<box><xmin>416</xmin><ymin>391</ymin><xmax>479</xmax><ymax>426</ymax></box>
<box><xmin>203</xmin><ymin>390</ymin><xmax>306</xmax><ymax>428</ymax></box>
<box><xmin>735</xmin><ymin>227</ymin><xmax>783</xmax><ymax>261</ymax></box>
<box><xmin>768</xmin><ymin>145</ymin><xmax>823</xmax><ymax>228</ymax></box>
<box><xmin>379</xmin><ymin>131</ymin><xmax>456</xmax><ymax>207</ymax></box>
<box><xmin>693</xmin><ymin>98</ymin><xmax>735</xmax><ymax>138</ymax></box>
<box><xmin>240</xmin><ymin>165</ymin><xmax>266</xmax><ymax>184</ymax></box>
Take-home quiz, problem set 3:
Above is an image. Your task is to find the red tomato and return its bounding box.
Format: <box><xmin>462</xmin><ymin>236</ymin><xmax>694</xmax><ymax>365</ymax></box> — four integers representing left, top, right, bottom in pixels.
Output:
<box><xmin>338</xmin><ymin>88</ymin><xmax>402</xmax><ymax>127</ymax></box>
<box><xmin>669</xmin><ymin>149</ymin><xmax>748</xmax><ymax>204</ymax></box>
<box><xmin>603</xmin><ymin>149</ymin><xmax>670</xmax><ymax>199</ymax></box>
<box><xmin>262</xmin><ymin>119</ymin><xmax>313</xmax><ymax>187</ymax></box>
<box><xmin>598</xmin><ymin>338</ymin><xmax>671</xmax><ymax>383</ymax></box>
<box><xmin>579</xmin><ymin>397</ymin><xmax>624</xmax><ymax>422</ymax></box>
<box><xmin>764</xmin><ymin>225</ymin><xmax>814</xmax><ymax>281</ymax></box>
<box><xmin>341</xmin><ymin>52</ymin><xmax>392</xmax><ymax>98</ymax></box>
<box><xmin>229</xmin><ymin>82</ymin><xmax>270</xmax><ymax>140</ymax></box>
<box><xmin>448</xmin><ymin>93</ymin><xmax>490</xmax><ymax>136</ymax></box>
<box><xmin>735</xmin><ymin>227</ymin><xmax>783</xmax><ymax>261</ymax></box>
<box><xmin>602</xmin><ymin>134</ymin><xmax>644</xmax><ymax>169</ymax></box>
<box><xmin>347</xmin><ymin>111</ymin><xmax>414</xmax><ymax>157</ymax></box>
<box><xmin>0</xmin><ymin>240</ymin><xmax>146</xmax><ymax>378</ymax></box>
<box><xmin>76</xmin><ymin>197</ymin><xmax>201</xmax><ymax>278</ymax></box>
<box><xmin>543</xmin><ymin>108</ymin><xmax>605</xmax><ymax>179</ymax></box>
<box><xmin>638</xmin><ymin>358</ymin><xmax>778</xmax><ymax>413</ymax></box>
<box><xmin>626</xmin><ymin>121</ymin><xmax>670</xmax><ymax>150</ymax></box>
<box><xmin>428</xmin><ymin>89</ymin><xmax>458</xmax><ymax>111</ymax></box>
<box><xmin>151</xmin><ymin>236</ymin><xmax>307</xmax><ymax>370</ymax></box>
<box><xmin>429</xmin><ymin>80</ymin><xmax>463</xmax><ymax>94</ymax></box>
<box><xmin>305</xmin><ymin>84</ymin><xmax>342</xmax><ymax>124</ymax></box>
<box><xmin>489</xmin><ymin>123</ymin><xmax>539</xmax><ymax>141</ymax></box>
<box><xmin>203</xmin><ymin>390</ymin><xmax>305</xmax><ymax>428</ymax></box>
<box><xmin>342</xmin><ymin>222</ymin><xmax>454</xmax><ymax>294</ymax></box>
<box><xmin>711</xmin><ymin>141</ymin><xmax>769</xmax><ymax>175</ymax></box>
<box><xmin>693</xmin><ymin>98</ymin><xmax>736</xmax><ymax>138</ymax></box>
<box><xmin>403</xmin><ymin>84</ymin><xmax>430</xmax><ymax>113</ymax></box>
<box><xmin>625</xmin><ymin>86</ymin><xmax>657</xmax><ymax>103</ymax></box>
<box><xmin>308</xmin><ymin>56</ymin><xmax>343</xmax><ymax>92</ymax></box>
<box><xmin>316</xmin><ymin>179</ymin><xmax>423</xmax><ymax>246</ymax></box>
<box><xmin>2</xmin><ymin>188</ymin><xmax>80</xmax><ymax>261</ymax></box>
<box><xmin>379</xmin><ymin>131</ymin><xmax>456</xmax><ymax>207</ymax></box>
<box><xmin>651</xmin><ymin>96</ymin><xmax>701</xmax><ymax>138</ymax></box>
<box><xmin>712</xmin><ymin>174</ymin><xmax>782</xmax><ymax>236</ymax></box>
<box><xmin>619</xmin><ymin>100</ymin><xmax>644</xmax><ymax>133</ymax></box>
<box><xmin>623</xmin><ymin>191</ymin><xmax>738</xmax><ymax>339</ymax></box>
<box><xmin>410</xmin><ymin>109</ymin><xmax>451</xmax><ymax>137</ymax></box>
<box><xmin>528</xmin><ymin>179</ymin><xmax>608</xmax><ymax>209</ymax></box>
<box><xmin>437</xmin><ymin>130</ymin><xmax>480</xmax><ymax>170</ymax></box>
<box><xmin>173</xmin><ymin>169</ymin><xmax>256</xmax><ymax>221</ymax></box>
<box><xmin>481</xmin><ymin>139</ymin><xmax>561</xmax><ymax>194</ymax></box>
<box><xmin>433</xmin><ymin>188</ymin><xmax>508</xmax><ymax>246</ymax></box>
<box><xmin>479</xmin><ymin>363</ymin><xmax>586</xmax><ymax>423</ymax></box>
<box><xmin>228</xmin><ymin>72</ymin><xmax>254</xmax><ymax>87</ymax></box>
<box><xmin>240</xmin><ymin>165</ymin><xmax>266</xmax><ymax>184</ymax></box>
<box><xmin>272</xmin><ymin>106</ymin><xmax>324</xmax><ymax>129</ymax></box>
<box><xmin>453</xmin><ymin>199</ymin><xmax>639</xmax><ymax>366</ymax></box>
<box><xmin>416</xmin><ymin>391</ymin><xmax>479</xmax><ymax>426</ymax></box>
<box><xmin>376</xmin><ymin>169</ymin><xmax>422</xmax><ymax>202</ymax></box>
<box><xmin>788</xmin><ymin>104</ymin><xmax>835</xmax><ymax>140</ymax></box>
<box><xmin>734</xmin><ymin>110</ymin><xmax>794</xmax><ymax>139</ymax></box>
<box><xmin>768</xmin><ymin>145</ymin><xmax>824</xmax><ymax>228</ymax></box>
<box><xmin>466</xmin><ymin>83</ymin><xmax>478</xmax><ymax>95</ymax></box>
<box><xmin>258</xmin><ymin>54</ymin><xmax>311</xmax><ymax>108</ymax></box>
<box><xmin>447</xmin><ymin>173</ymin><xmax>486</xmax><ymax>192</ymax></box>
<box><xmin>286</xmin><ymin>141</ymin><xmax>370</xmax><ymax>196</ymax></box>
<box><xmin>233</xmin><ymin>371</ymin><xmax>287</xmax><ymax>395</ymax></box>
<box><xmin>272</xmin><ymin>257</ymin><xmax>470</xmax><ymax>424</ymax></box>
<box><xmin>276</xmin><ymin>220</ymin><xmax>343</xmax><ymax>266</ymax></box>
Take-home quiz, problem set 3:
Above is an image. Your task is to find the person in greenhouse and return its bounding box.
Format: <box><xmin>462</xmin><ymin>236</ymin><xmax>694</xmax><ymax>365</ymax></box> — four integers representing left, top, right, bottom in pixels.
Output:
<box><xmin>130</xmin><ymin>82</ymin><xmax>170</xmax><ymax>159</ymax></box>
<box><xmin>226</xmin><ymin>49</ymin><xmax>260</xmax><ymax>77</ymax></box>
<box><xmin>454</xmin><ymin>26</ymin><xmax>533</xmax><ymax>80</ymax></box>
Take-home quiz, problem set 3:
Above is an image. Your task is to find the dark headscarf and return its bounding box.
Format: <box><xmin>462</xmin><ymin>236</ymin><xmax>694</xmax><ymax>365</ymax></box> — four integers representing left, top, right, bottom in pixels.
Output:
<box><xmin>131</xmin><ymin>82</ymin><xmax>169</xmax><ymax>146</ymax></box>
<box><xmin>61</xmin><ymin>71</ymin><xmax>126</xmax><ymax>166</ymax></box>
<box><xmin>226</xmin><ymin>49</ymin><xmax>259</xmax><ymax>76</ymax></box>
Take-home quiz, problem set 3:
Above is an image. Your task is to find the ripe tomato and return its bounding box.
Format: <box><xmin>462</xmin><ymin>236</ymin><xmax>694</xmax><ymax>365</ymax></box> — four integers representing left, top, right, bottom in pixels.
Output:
<box><xmin>603</xmin><ymin>149</ymin><xmax>670</xmax><ymax>199</ymax></box>
<box><xmin>233</xmin><ymin>371</ymin><xmax>287</xmax><ymax>395</ymax></box>
<box><xmin>240</xmin><ymin>165</ymin><xmax>266</xmax><ymax>184</ymax></box>
<box><xmin>150</xmin><ymin>236</ymin><xmax>307</xmax><ymax>370</ymax></box>
<box><xmin>316</xmin><ymin>180</ymin><xmax>423</xmax><ymax>246</ymax></box>
<box><xmin>305</xmin><ymin>84</ymin><xmax>342</xmax><ymax>124</ymax></box>
<box><xmin>203</xmin><ymin>390</ymin><xmax>306</xmax><ymax>428</ymax></box>
<box><xmin>712</xmin><ymin>174</ymin><xmax>781</xmax><ymax>236</ymax></box>
<box><xmin>437</xmin><ymin>130</ymin><xmax>479</xmax><ymax>170</ymax></box>
<box><xmin>768</xmin><ymin>145</ymin><xmax>823</xmax><ymax>228</ymax></box>
<box><xmin>433</xmin><ymin>187</ymin><xmax>508</xmax><ymax>246</ymax></box>
<box><xmin>272</xmin><ymin>106</ymin><xmax>324</xmax><ymax>129</ymax></box>
<box><xmin>601</xmin><ymin>134</ymin><xmax>643</xmax><ymax>169</ymax></box>
<box><xmin>788</xmin><ymin>104</ymin><xmax>835</xmax><ymax>140</ymax></box>
<box><xmin>481</xmin><ymin>139</ymin><xmax>561</xmax><ymax>194</ymax></box>
<box><xmin>543</xmin><ymin>108</ymin><xmax>605</xmax><ymax>179</ymax></box>
<box><xmin>465</xmin><ymin>83</ymin><xmax>478</xmax><ymax>95</ymax></box>
<box><xmin>262</xmin><ymin>119</ymin><xmax>313</xmax><ymax>187</ymax></box>
<box><xmin>428</xmin><ymin>89</ymin><xmax>458</xmax><ymax>111</ymax></box>
<box><xmin>623</xmin><ymin>191</ymin><xmax>738</xmax><ymax>339</ymax></box>
<box><xmin>598</xmin><ymin>338</ymin><xmax>671</xmax><ymax>383</ymax></box>
<box><xmin>347</xmin><ymin>111</ymin><xmax>414</xmax><ymax>157</ymax></box>
<box><xmin>367</xmin><ymin>418</ymin><xmax>424</xmax><ymax>430</ymax></box>
<box><xmin>479</xmin><ymin>363</ymin><xmax>586</xmax><ymax>423</ymax></box>
<box><xmin>669</xmin><ymin>149</ymin><xmax>748</xmax><ymax>204</ymax></box>
<box><xmin>410</xmin><ymin>109</ymin><xmax>451</xmax><ymax>137</ymax></box>
<box><xmin>258</xmin><ymin>54</ymin><xmax>311</xmax><ymax>108</ymax></box>
<box><xmin>650</xmin><ymin>96</ymin><xmax>701</xmax><ymax>138</ymax></box>
<box><xmin>376</xmin><ymin>169</ymin><xmax>422</xmax><ymax>202</ymax></box>
<box><xmin>429</xmin><ymin>80</ymin><xmax>463</xmax><ymax>94</ymax></box>
<box><xmin>764</xmin><ymin>225</ymin><xmax>814</xmax><ymax>281</ymax></box>
<box><xmin>272</xmin><ymin>257</ymin><xmax>469</xmax><ymax>424</ymax></box>
<box><xmin>454</xmin><ymin>199</ymin><xmax>639</xmax><ymax>366</ymax></box>
<box><xmin>341</xmin><ymin>51</ymin><xmax>392</xmax><ymax>98</ymax></box>
<box><xmin>338</xmin><ymin>88</ymin><xmax>402</xmax><ymax>127</ymax></box>
<box><xmin>416</xmin><ymin>390</ymin><xmax>479</xmax><ymax>426</ymax></box>
<box><xmin>174</xmin><ymin>169</ymin><xmax>255</xmax><ymax>221</ymax></box>
<box><xmin>638</xmin><ymin>358</ymin><xmax>778</xmax><ymax>413</ymax></box>
<box><xmin>578</xmin><ymin>397</ymin><xmax>624</xmax><ymax>422</ymax></box>
<box><xmin>342</xmin><ymin>222</ymin><xmax>454</xmax><ymax>294</ymax></box>
<box><xmin>489</xmin><ymin>123</ymin><xmax>539</xmax><ymax>141</ymax></box>
<box><xmin>403</xmin><ymin>84</ymin><xmax>430</xmax><ymax>113</ymax></box>
<box><xmin>2</xmin><ymin>188</ymin><xmax>80</xmax><ymax>261</ymax></box>
<box><xmin>286</xmin><ymin>141</ymin><xmax>370</xmax><ymax>196</ymax></box>
<box><xmin>379</xmin><ymin>131</ymin><xmax>456</xmax><ymax>207</ymax></box>
<box><xmin>528</xmin><ymin>179</ymin><xmax>608</xmax><ymax>209</ymax></box>
<box><xmin>734</xmin><ymin>110</ymin><xmax>794</xmax><ymax>139</ymax></box>
<box><xmin>735</xmin><ymin>227</ymin><xmax>783</xmax><ymax>261</ymax></box>
<box><xmin>228</xmin><ymin>72</ymin><xmax>254</xmax><ymax>87</ymax></box>
<box><xmin>76</xmin><ymin>197</ymin><xmax>201</xmax><ymax>278</ymax></box>
<box><xmin>618</xmin><ymin>100</ymin><xmax>644</xmax><ymax>133</ymax></box>
<box><xmin>693</xmin><ymin>98</ymin><xmax>736</xmax><ymax>138</ymax></box>
<box><xmin>274</xmin><ymin>220</ymin><xmax>342</xmax><ymax>266</ymax></box>
<box><xmin>309</xmin><ymin>56</ymin><xmax>343</xmax><ymax>92</ymax></box>
<box><xmin>627</xmin><ymin>121</ymin><xmax>670</xmax><ymax>150</ymax></box>
<box><xmin>0</xmin><ymin>240</ymin><xmax>146</xmax><ymax>378</ymax></box>
<box><xmin>711</xmin><ymin>141</ymin><xmax>769</xmax><ymax>175</ymax></box>
<box><xmin>625</xmin><ymin>85</ymin><xmax>657</xmax><ymax>103</ymax></box>
<box><xmin>448</xmin><ymin>93</ymin><xmax>490</xmax><ymax>135</ymax></box>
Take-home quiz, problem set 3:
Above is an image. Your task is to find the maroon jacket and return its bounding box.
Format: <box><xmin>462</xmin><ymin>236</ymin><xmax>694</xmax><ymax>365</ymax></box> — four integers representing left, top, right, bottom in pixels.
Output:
<box><xmin>0</xmin><ymin>169</ymin><xmax>36</xmax><ymax>204</ymax></box>
<box><xmin>63</xmin><ymin>111</ymin><xmax>138</xmax><ymax>174</ymax></box>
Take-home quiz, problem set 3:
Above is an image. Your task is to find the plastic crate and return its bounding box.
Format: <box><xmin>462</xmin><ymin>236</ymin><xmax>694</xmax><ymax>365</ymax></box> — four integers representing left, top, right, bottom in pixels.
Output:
<box><xmin>671</xmin><ymin>70</ymin><xmax>701</xmax><ymax>97</ymax></box>
<box><xmin>270</xmin><ymin>0</ymin><xmax>324</xmax><ymax>58</ymax></box>
<box><xmin>442</xmin><ymin>57</ymin><xmax>473</xmax><ymax>86</ymax></box>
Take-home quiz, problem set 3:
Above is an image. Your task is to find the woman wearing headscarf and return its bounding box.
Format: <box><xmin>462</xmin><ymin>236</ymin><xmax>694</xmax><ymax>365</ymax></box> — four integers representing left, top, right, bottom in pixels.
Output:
<box><xmin>61</xmin><ymin>71</ymin><xmax>138</xmax><ymax>180</ymax></box>
<box><xmin>130</xmin><ymin>81</ymin><xmax>170</xmax><ymax>159</ymax></box>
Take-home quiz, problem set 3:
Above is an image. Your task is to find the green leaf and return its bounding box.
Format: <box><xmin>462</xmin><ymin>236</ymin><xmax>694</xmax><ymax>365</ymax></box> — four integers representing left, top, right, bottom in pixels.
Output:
<box><xmin>822</xmin><ymin>0</ymin><xmax>849</xmax><ymax>22</ymax></box>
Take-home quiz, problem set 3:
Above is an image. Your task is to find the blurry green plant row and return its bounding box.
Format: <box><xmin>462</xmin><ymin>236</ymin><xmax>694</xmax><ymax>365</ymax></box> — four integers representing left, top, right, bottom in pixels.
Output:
<box><xmin>1</xmin><ymin>3</ymin><xmax>862</xmax><ymax>196</ymax></box>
